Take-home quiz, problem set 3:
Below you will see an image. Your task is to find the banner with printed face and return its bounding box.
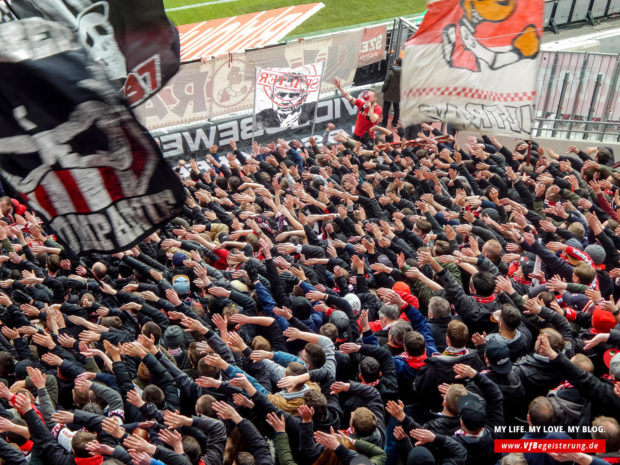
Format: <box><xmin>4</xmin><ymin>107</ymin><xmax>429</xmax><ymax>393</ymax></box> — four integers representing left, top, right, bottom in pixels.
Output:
<box><xmin>400</xmin><ymin>0</ymin><xmax>543</xmax><ymax>137</ymax></box>
<box><xmin>253</xmin><ymin>62</ymin><xmax>323</xmax><ymax>131</ymax></box>
<box><xmin>136</xmin><ymin>28</ymin><xmax>363</xmax><ymax>131</ymax></box>
<box><xmin>0</xmin><ymin>18</ymin><xmax>185</xmax><ymax>255</ymax></box>
<box><xmin>11</xmin><ymin>0</ymin><xmax>180</xmax><ymax>107</ymax></box>
<box><xmin>152</xmin><ymin>88</ymin><xmax>366</xmax><ymax>161</ymax></box>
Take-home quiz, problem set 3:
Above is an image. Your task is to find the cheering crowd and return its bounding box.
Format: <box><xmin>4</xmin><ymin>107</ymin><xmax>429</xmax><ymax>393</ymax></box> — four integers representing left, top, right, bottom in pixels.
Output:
<box><xmin>0</xmin><ymin>121</ymin><xmax>619</xmax><ymax>465</ymax></box>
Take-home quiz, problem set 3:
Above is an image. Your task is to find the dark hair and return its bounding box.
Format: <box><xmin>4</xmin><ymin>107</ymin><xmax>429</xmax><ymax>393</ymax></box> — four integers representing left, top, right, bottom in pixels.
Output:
<box><xmin>415</xmin><ymin>219</ymin><xmax>432</xmax><ymax>234</ymax></box>
<box><xmin>596</xmin><ymin>148</ymin><xmax>612</xmax><ymax>164</ymax></box>
<box><xmin>471</xmin><ymin>272</ymin><xmax>496</xmax><ymax>296</ymax></box>
<box><xmin>188</xmin><ymin>342</ymin><xmax>202</xmax><ymax>367</ymax></box>
<box><xmin>537</xmin><ymin>291</ymin><xmax>555</xmax><ymax>307</ymax></box>
<box><xmin>0</xmin><ymin>352</ymin><xmax>14</xmax><ymax>377</ymax></box>
<box><xmin>395</xmin><ymin>57</ymin><xmax>402</xmax><ymax>66</ymax></box>
<box><xmin>228</xmin><ymin>176</ymin><xmax>242</xmax><ymax>191</ymax></box>
<box><xmin>182</xmin><ymin>435</ymin><xmax>202</xmax><ymax>465</ymax></box>
<box><xmin>197</xmin><ymin>358</ymin><xmax>220</xmax><ymax>378</ymax></box>
<box><xmin>403</xmin><ymin>331</ymin><xmax>426</xmax><ymax>356</ymax></box>
<box><xmin>360</xmin><ymin>356</ymin><xmax>381</xmax><ymax>383</ymax></box>
<box><xmin>47</xmin><ymin>254</ymin><xmax>60</xmax><ymax>272</ymax></box>
<box><xmin>142</xmin><ymin>385</ymin><xmax>165</xmax><ymax>407</ymax></box>
<box><xmin>72</xmin><ymin>431</ymin><xmax>97</xmax><ymax>458</ymax></box>
<box><xmin>500</xmin><ymin>305</ymin><xmax>522</xmax><ymax>331</ymax></box>
<box><xmin>142</xmin><ymin>322</ymin><xmax>162</xmax><ymax>345</ymax></box>
<box><xmin>434</xmin><ymin>240</ymin><xmax>450</xmax><ymax>256</ymax></box>
<box><xmin>303</xmin><ymin>343</ymin><xmax>326</xmax><ymax>370</ymax></box>
<box><xmin>100</xmin><ymin>316</ymin><xmax>122</xmax><ymax>330</ymax></box>
<box><xmin>303</xmin><ymin>390</ymin><xmax>327</xmax><ymax>421</ymax></box>
<box><xmin>196</xmin><ymin>394</ymin><xmax>216</xmax><ymax>417</ymax></box>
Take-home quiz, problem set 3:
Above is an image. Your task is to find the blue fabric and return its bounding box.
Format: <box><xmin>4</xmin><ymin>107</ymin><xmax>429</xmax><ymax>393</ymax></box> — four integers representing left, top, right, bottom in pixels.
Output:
<box><xmin>224</xmin><ymin>365</ymin><xmax>269</xmax><ymax>396</ymax></box>
<box><xmin>255</xmin><ymin>281</ymin><xmax>289</xmax><ymax>330</ymax></box>
<box><xmin>94</xmin><ymin>373</ymin><xmax>119</xmax><ymax>391</ymax></box>
<box><xmin>362</xmin><ymin>332</ymin><xmax>380</xmax><ymax>347</ymax></box>
<box><xmin>272</xmin><ymin>351</ymin><xmax>305</xmax><ymax>368</ymax></box>
<box><xmin>404</xmin><ymin>304</ymin><xmax>438</xmax><ymax>356</ymax></box>
<box><xmin>288</xmin><ymin>148</ymin><xmax>304</xmax><ymax>172</ymax></box>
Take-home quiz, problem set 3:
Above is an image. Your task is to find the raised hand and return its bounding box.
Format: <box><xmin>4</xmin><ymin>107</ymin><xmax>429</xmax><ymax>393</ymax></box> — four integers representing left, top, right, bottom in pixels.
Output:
<box><xmin>123</xmin><ymin>433</ymin><xmax>156</xmax><ymax>455</ymax></box>
<box><xmin>162</xmin><ymin>410</ymin><xmax>192</xmax><ymax>429</ymax></box>
<box><xmin>410</xmin><ymin>428</ymin><xmax>436</xmax><ymax>446</ymax></box>
<box><xmin>297</xmin><ymin>404</ymin><xmax>314</xmax><ymax>423</ymax></box>
<box><xmin>26</xmin><ymin>367</ymin><xmax>47</xmax><ymax>390</ymax></box>
<box><xmin>102</xmin><ymin>417</ymin><xmax>126</xmax><ymax>439</ymax></box>
<box><xmin>126</xmin><ymin>388</ymin><xmax>145</xmax><ymax>408</ymax></box>
<box><xmin>266</xmin><ymin>412</ymin><xmax>286</xmax><ymax>433</ymax></box>
<box><xmin>158</xmin><ymin>429</ymin><xmax>183</xmax><ymax>454</ymax></box>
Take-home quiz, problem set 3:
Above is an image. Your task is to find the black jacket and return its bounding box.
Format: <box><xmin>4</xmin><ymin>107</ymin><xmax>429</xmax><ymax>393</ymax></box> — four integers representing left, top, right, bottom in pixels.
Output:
<box><xmin>381</xmin><ymin>66</ymin><xmax>401</xmax><ymax>103</ymax></box>
<box><xmin>435</xmin><ymin>269</ymin><xmax>499</xmax><ymax>335</ymax></box>
<box><xmin>513</xmin><ymin>353</ymin><xmax>566</xmax><ymax>400</ymax></box>
<box><xmin>414</xmin><ymin>352</ymin><xmax>485</xmax><ymax>413</ymax></box>
<box><xmin>481</xmin><ymin>369</ymin><xmax>526</xmax><ymax>423</ymax></box>
<box><xmin>549</xmin><ymin>352</ymin><xmax>620</xmax><ymax>419</ymax></box>
<box><xmin>429</xmin><ymin>317</ymin><xmax>451</xmax><ymax>353</ymax></box>
<box><xmin>453</xmin><ymin>373</ymin><xmax>504</xmax><ymax>465</ymax></box>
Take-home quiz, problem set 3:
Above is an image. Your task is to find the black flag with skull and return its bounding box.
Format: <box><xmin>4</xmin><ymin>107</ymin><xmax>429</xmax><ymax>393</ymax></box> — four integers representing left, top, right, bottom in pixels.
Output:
<box><xmin>0</xmin><ymin>17</ymin><xmax>186</xmax><ymax>254</ymax></box>
<box><xmin>10</xmin><ymin>0</ymin><xmax>180</xmax><ymax>107</ymax></box>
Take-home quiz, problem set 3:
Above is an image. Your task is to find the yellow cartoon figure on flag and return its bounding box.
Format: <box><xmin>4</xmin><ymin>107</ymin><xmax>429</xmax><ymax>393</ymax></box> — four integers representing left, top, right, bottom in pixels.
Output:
<box><xmin>441</xmin><ymin>0</ymin><xmax>540</xmax><ymax>71</ymax></box>
<box><xmin>400</xmin><ymin>0</ymin><xmax>543</xmax><ymax>137</ymax></box>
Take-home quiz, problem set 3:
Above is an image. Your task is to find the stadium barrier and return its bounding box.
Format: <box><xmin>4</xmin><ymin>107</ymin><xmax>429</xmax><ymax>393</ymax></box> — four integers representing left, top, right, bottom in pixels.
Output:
<box><xmin>545</xmin><ymin>0</ymin><xmax>620</xmax><ymax>33</ymax></box>
<box><xmin>534</xmin><ymin>51</ymin><xmax>620</xmax><ymax>142</ymax></box>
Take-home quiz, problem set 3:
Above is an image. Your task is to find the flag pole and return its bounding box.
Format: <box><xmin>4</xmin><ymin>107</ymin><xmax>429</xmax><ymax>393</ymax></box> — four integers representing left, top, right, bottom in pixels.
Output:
<box><xmin>3</xmin><ymin>0</ymin><xmax>19</xmax><ymax>19</ymax></box>
<box><xmin>310</xmin><ymin>63</ymin><xmax>325</xmax><ymax>141</ymax></box>
<box><xmin>252</xmin><ymin>66</ymin><xmax>258</xmax><ymax>146</ymax></box>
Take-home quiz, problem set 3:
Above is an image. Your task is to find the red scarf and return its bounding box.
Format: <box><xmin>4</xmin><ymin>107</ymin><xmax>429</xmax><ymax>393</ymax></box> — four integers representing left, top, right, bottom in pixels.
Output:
<box><xmin>512</xmin><ymin>276</ymin><xmax>531</xmax><ymax>285</ymax></box>
<box><xmin>75</xmin><ymin>456</ymin><xmax>103</xmax><ymax>465</ymax></box>
<box><xmin>473</xmin><ymin>295</ymin><xmax>496</xmax><ymax>304</ymax></box>
<box><xmin>554</xmin><ymin>381</ymin><xmax>574</xmax><ymax>391</ymax></box>
<box><xmin>18</xmin><ymin>440</ymin><xmax>33</xmax><ymax>454</ymax></box>
<box><xmin>398</xmin><ymin>352</ymin><xmax>428</xmax><ymax>369</ymax></box>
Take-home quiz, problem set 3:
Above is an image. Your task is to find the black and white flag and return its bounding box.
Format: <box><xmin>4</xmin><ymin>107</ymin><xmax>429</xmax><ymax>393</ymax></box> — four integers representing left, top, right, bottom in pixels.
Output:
<box><xmin>10</xmin><ymin>0</ymin><xmax>180</xmax><ymax>107</ymax></box>
<box><xmin>0</xmin><ymin>17</ymin><xmax>185</xmax><ymax>254</ymax></box>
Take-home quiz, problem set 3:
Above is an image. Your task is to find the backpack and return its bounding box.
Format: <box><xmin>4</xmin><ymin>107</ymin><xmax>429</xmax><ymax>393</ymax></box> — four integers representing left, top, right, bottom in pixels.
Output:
<box><xmin>547</xmin><ymin>392</ymin><xmax>591</xmax><ymax>432</ymax></box>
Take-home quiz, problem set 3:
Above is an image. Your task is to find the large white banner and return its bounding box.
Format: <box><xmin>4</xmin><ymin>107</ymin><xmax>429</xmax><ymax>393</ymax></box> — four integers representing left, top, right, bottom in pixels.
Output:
<box><xmin>400</xmin><ymin>0</ymin><xmax>544</xmax><ymax>137</ymax></box>
<box><xmin>253</xmin><ymin>62</ymin><xmax>324</xmax><ymax>130</ymax></box>
<box><xmin>136</xmin><ymin>28</ymin><xmax>362</xmax><ymax>131</ymax></box>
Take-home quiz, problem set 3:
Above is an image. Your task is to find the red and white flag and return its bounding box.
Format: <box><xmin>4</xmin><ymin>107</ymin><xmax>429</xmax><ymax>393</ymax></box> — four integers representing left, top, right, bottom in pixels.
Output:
<box><xmin>400</xmin><ymin>0</ymin><xmax>543</xmax><ymax>137</ymax></box>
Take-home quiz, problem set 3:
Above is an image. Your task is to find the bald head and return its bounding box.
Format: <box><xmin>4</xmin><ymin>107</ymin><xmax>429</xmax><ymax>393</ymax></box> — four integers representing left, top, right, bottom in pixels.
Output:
<box><xmin>92</xmin><ymin>262</ymin><xmax>107</xmax><ymax>279</ymax></box>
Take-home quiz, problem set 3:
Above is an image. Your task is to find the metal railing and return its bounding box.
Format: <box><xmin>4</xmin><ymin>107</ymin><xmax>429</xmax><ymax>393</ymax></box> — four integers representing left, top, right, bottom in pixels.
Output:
<box><xmin>534</xmin><ymin>51</ymin><xmax>620</xmax><ymax>142</ymax></box>
<box><xmin>545</xmin><ymin>0</ymin><xmax>620</xmax><ymax>33</ymax></box>
<box><xmin>386</xmin><ymin>17</ymin><xmax>421</xmax><ymax>66</ymax></box>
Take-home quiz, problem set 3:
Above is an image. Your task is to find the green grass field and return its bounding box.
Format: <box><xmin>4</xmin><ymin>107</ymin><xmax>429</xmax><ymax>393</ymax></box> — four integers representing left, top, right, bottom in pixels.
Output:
<box><xmin>163</xmin><ymin>0</ymin><xmax>426</xmax><ymax>38</ymax></box>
